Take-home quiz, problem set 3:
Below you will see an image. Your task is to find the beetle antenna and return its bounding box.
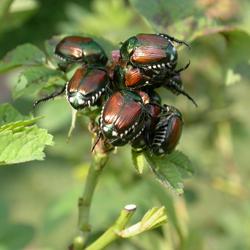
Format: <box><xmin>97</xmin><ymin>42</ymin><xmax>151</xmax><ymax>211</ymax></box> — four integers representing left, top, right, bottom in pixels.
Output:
<box><xmin>33</xmin><ymin>85</ymin><xmax>66</xmax><ymax>108</ymax></box>
<box><xmin>157</xmin><ymin>33</ymin><xmax>191</xmax><ymax>49</ymax></box>
<box><xmin>91</xmin><ymin>132</ymin><xmax>102</xmax><ymax>152</ymax></box>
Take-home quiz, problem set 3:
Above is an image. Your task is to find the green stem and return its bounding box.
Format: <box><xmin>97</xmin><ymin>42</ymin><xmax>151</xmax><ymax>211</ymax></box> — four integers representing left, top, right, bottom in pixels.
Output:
<box><xmin>72</xmin><ymin>152</ymin><xmax>109</xmax><ymax>250</ymax></box>
<box><xmin>0</xmin><ymin>0</ymin><xmax>13</xmax><ymax>18</ymax></box>
<box><xmin>86</xmin><ymin>205</ymin><xmax>137</xmax><ymax>250</ymax></box>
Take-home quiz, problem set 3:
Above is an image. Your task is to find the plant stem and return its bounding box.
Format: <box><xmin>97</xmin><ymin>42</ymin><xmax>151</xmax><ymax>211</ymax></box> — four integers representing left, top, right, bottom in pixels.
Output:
<box><xmin>85</xmin><ymin>205</ymin><xmax>137</xmax><ymax>250</ymax></box>
<box><xmin>72</xmin><ymin>150</ymin><xmax>109</xmax><ymax>250</ymax></box>
<box><xmin>0</xmin><ymin>0</ymin><xmax>13</xmax><ymax>19</ymax></box>
<box><xmin>70</xmin><ymin>112</ymin><xmax>113</xmax><ymax>250</ymax></box>
<box><xmin>79</xmin><ymin>153</ymin><xmax>108</xmax><ymax>232</ymax></box>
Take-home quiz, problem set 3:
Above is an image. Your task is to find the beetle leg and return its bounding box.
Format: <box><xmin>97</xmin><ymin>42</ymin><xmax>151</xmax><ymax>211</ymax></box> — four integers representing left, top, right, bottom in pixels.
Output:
<box><xmin>144</xmin><ymin>115</ymin><xmax>156</xmax><ymax>146</ymax></box>
<box><xmin>164</xmin><ymin>78</ymin><xmax>198</xmax><ymax>107</ymax></box>
<box><xmin>146</xmin><ymin>68</ymin><xmax>171</xmax><ymax>85</ymax></box>
<box><xmin>174</xmin><ymin>60</ymin><xmax>190</xmax><ymax>74</ymax></box>
<box><xmin>57</xmin><ymin>62</ymin><xmax>71</xmax><ymax>72</ymax></box>
<box><xmin>157</xmin><ymin>33</ymin><xmax>191</xmax><ymax>49</ymax></box>
<box><xmin>160</xmin><ymin>104</ymin><xmax>176</xmax><ymax>115</ymax></box>
<box><xmin>33</xmin><ymin>85</ymin><xmax>66</xmax><ymax>108</ymax></box>
<box><xmin>92</xmin><ymin>132</ymin><xmax>115</xmax><ymax>152</ymax></box>
<box><xmin>105</xmin><ymin>82</ymin><xmax>114</xmax><ymax>96</ymax></box>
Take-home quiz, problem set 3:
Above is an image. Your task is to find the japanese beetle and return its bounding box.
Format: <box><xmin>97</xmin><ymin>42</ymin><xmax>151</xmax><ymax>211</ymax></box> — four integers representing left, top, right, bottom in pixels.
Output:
<box><xmin>120</xmin><ymin>33</ymin><xmax>189</xmax><ymax>72</ymax></box>
<box><xmin>55</xmin><ymin>36</ymin><xmax>108</xmax><ymax>66</ymax></box>
<box><xmin>151</xmin><ymin>105</ymin><xmax>183</xmax><ymax>155</ymax></box>
<box><xmin>66</xmin><ymin>66</ymin><xmax>109</xmax><ymax>110</ymax></box>
<box><xmin>34</xmin><ymin>65</ymin><xmax>110</xmax><ymax>109</ymax></box>
<box><xmin>100</xmin><ymin>90</ymin><xmax>147</xmax><ymax>146</ymax></box>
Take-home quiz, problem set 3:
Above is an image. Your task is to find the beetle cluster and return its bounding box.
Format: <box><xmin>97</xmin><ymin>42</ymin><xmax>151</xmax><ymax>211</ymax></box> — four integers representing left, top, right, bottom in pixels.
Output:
<box><xmin>35</xmin><ymin>33</ymin><xmax>197</xmax><ymax>155</ymax></box>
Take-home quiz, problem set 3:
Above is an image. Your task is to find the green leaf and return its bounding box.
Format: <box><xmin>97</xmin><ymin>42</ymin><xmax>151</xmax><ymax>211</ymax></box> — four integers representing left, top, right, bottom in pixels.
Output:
<box><xmin>13</xmin><ymin>66</ymin><xmax>65</xmax><ymax>100</ymax></box>
<box><xmin>61</xmin><ymin>0</ymin><xmax>149</xmax><ymax>44</ymax></box>
<box><xmin>130</xmin><ymin>0</ymin><xmax>227</xmax><ymax>41</ymax></box>
<box><xmin>0</xmin><ymin>0</ymin><xmax>38</xmax><ymax>33</ymax></box>
<box><xmin>119</xmin><ymin>206</ymin><xmax>167</xmax><ymax>238</ymax></box>
<box><xmin>0</xmin><ymin>125</ymin><xmax>53</xmax><ymax>165</ymax></box>
<box><xmin>221</xmin><ymin>30</ymin><xmax>250</xmax><ymax>83</ymax></box>
<box><xmin>130</xmin><ymin>0</ymin><xmax>200</xmax><ymax>30</ymax></box>
<box><xmin>0</xmin><ymin>104</ymin><xmax>53</xmax><ymax>165</ymax></box>
<box><xmin>0</xmin><ymin>103</ymin><xmax>41</xmax><ymax>130</ymax></box>
<box><xmin>131</xmin><ymin>149</ymin><xmax>145</xmax><ymax>174</ymax></box>
<box><xmin>0</xmin><ymin>224</ymin><xmax>35</xmax><ymax>250</ymax></box>
<box><xmin>143</xmin><ymin>150</ymin><xmax>193</xmax><ymax>194</ymax></box>
<box><xmin>0</xmin><ymin>117</ymin><xmax>41</xmax><ymax>133</ymax></box>
<box><xmin>148</xmin><ymin>180</ymin><xmax>186</xmax><ymax>240</ymax></box>
<box><xmin>0</xmin><ymin>103</ymin><xmax>29</xmax><ymax>125</ymax></box>
<box><xmin>44</xmin><ymin>36</ymin><xmax>63</xmax><ymax>69</ymax></box>
<box><xmin>221</xmin><ymin>29</ymin><xmax>250</xmax><ymax>65</ymax></box>
<box><xmin>0</xmin><ymin>201</ymin><xmax>9</xmax><ymax>226</ymax></box>
<box><xmin>225</xmin><ymin>68</ymin><xmax>242</xmax><ymax>86</ymax></box>
<box><xmin>0</xmin><ymin>0</ymin><xmax>13</xmax><ymax>18</ymax></box>
<box><xmin>42</xmin><ymin>187</ymin><xmax>79</xmax><ymax>232</ymax></box>
<box><xmin>44</xmin><ymin>36</ymin><xmax>59</xmax><ymax>60</ymax></box>
<box><xmin>0</xmin><ymin>43</ymin><xmax>46</xmax><ymax>73</ymax></box>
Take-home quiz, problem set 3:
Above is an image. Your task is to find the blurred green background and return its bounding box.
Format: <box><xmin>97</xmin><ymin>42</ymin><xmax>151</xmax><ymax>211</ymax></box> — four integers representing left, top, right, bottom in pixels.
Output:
<box><xmin>0</xmin><ymin>0</ymin><xmax>250</xmax><ymax>249</ymax></box>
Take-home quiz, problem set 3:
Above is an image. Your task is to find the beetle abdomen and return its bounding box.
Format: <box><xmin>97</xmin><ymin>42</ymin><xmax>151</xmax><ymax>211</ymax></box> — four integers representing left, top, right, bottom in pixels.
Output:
<box><xmin>151</xmin><ymin>107</ymin><xmax>183</xmax><ymax>155</ymax></box>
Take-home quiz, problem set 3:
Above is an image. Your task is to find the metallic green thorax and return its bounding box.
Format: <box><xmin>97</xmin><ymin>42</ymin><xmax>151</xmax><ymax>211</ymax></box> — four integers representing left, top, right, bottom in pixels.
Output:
<box><xmin>120</xmin><ymin>36</ymin><xmax>138</xmax><ymax>61</ymax></box>
<box><xmin>113</xmin><ymin>65</ymin><xmax>125</xmax><ymax>89</ymax></box>
<box><xmin>122</xmin><ymin>89</ymin><xmax>143</xmax><ymax>103</ymax></box>
<box><xmin>165</xmin><ymin>42</ymin><xmax>178</xmax><ymax>66</ymax></box>
<box><xmin>81</xmin><ymin>41</ymin><xmax>108</xmax><ymax>65</ymax></box>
